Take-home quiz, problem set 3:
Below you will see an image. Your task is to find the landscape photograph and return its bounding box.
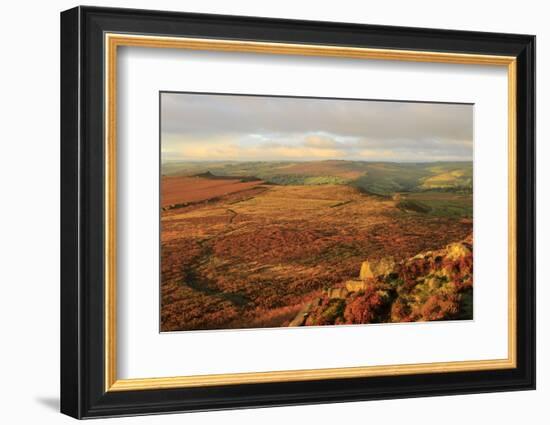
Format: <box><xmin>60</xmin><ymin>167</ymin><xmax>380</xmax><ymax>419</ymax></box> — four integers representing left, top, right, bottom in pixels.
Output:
<box><xmin>160</xmin><ymin>92</ymin><xmax>474</xmax><ymax>332</ymax></box>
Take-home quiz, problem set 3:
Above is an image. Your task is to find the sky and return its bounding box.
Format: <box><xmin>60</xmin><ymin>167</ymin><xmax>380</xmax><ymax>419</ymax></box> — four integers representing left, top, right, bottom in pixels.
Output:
<box><xmin>161</xmin><ymin>92</ymin><xmax>473</xmax><ymax>163</ymax></box>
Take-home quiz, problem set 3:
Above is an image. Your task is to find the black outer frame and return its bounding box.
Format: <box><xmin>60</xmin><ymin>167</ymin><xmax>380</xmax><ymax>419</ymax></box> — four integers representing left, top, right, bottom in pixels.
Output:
<box><xmin>60</xmin><ymin>5</ymin><xmax>536</xmax><ymax>419</ymax></box>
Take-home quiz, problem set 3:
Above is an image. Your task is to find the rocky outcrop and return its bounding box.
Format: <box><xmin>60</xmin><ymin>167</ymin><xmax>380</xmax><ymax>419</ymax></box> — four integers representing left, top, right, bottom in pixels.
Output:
<box><xmin>345</xmin><ymin>280</ymin><xmax>367</xmax><ymax>293</ymax></box>
<box><xmin>325</xmin><ymin>287</ymin><xmax>349</xmax><ymax>299</ymax></box>
<box><xmin>288</xmin><ymin>298</ymin><xmax>321</xmax><ymax>327</ymax></box>
<box><xmin>289</xmin><ymin>234</ymin><xmax>473</xmax><ymax>327</ymax></box>
<box><xmin>359</xmin><ymin>257</ymin><xmax>396</xmax><ymax>280</ymax></box>
<box><xmin>446</xmin><ymin>241</ymin><xmax>472</xmax><ymax>261</ymax></box>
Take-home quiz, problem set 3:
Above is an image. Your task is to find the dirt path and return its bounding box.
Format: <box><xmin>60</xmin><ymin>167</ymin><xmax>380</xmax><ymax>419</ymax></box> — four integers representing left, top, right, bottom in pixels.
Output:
<box><xmin>226</xmin><ymin>208</ymin><xmax>238</xmax><ymax>224</ymax></box>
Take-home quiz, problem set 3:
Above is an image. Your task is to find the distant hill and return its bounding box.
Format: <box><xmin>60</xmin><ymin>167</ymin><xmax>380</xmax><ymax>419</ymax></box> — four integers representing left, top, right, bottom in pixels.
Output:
<box><xmin>162</xmin><ymin>160</ymin><xmax>473</xmax><ymax>195</ymax></box>
<box><xmin>193</xmin><ymin>170</ymin><xmax>261</xmax><ymax>182</ymax></box>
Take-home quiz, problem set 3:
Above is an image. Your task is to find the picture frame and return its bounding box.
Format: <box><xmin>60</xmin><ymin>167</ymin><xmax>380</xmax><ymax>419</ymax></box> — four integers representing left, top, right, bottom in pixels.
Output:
<box><xmin>60</xmin><ymin>5</ymin><xmax>535</xmax><ymax>419</ymax></box>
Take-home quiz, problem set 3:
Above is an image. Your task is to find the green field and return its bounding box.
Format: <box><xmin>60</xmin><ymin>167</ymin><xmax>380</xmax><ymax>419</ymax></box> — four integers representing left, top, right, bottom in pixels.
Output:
<box><xmin>396</xmin><ymin>191</ymin><xmax>473</xmax><ymax>218</ymax></box>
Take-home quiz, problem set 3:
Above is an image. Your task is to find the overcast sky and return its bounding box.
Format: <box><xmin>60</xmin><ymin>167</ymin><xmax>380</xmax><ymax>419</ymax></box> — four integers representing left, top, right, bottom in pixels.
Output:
<box><xmin>161</xmin><ymin>92</ymin><xmax>473</xmax><ymax>162</ymax></box>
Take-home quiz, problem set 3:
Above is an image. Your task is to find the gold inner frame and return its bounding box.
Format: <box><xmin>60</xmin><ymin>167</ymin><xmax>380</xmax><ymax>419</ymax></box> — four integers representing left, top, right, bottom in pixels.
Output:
<box><xmin>104</xmin><ymin>33</ymin><xmax>517</xmax><ymax>392</ymax></box>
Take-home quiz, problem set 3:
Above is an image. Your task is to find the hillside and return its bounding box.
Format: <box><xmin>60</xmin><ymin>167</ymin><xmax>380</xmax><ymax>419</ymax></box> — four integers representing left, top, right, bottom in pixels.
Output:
<box><xmin>162</xmin><ymin>160</ymin><xmax>473</xmax><ymax>195</ymax></box>
<box><xmin>161</xmin><ymin>175</ymin><xmax>264</xmax><ymax>208</ymax></box>
<box><xmin>160</xmin><ymin>180</ymin><xmax>472</xmax><ymax>331</ymax></box>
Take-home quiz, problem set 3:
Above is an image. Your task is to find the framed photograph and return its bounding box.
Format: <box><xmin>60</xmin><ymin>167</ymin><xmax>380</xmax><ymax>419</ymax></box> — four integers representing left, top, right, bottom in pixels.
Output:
<box><xmin>60</xmin><ymin>6</ymin><xmax>535</xmax><ymax>419</ymax></box>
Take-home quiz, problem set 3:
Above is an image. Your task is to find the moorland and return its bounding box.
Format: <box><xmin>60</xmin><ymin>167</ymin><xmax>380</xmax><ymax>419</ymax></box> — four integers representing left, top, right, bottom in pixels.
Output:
<box><xmin>160</xmin><ymin>160</ymin><xmax>473</xmax><ymax>331</ymax></box>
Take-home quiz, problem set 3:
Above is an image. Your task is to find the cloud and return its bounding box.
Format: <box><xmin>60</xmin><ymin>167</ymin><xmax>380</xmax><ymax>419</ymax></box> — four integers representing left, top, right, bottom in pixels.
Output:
<box><xmin>303</xmin><ymin>135</ymin><xmax>341</xmax><ymax>149</ymax></box>
<box><xmin>161</xmin><ymin>134</ymin><xmax>348</xmax><ymax>162</ymax></box>
<box><xmin>161</xmin><ymin>93</ymin><xmax>473</xmax><ymax>162</ymax></box>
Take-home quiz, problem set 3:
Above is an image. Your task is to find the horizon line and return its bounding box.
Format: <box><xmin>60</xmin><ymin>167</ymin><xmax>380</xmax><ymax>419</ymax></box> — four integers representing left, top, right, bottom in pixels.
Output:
<box><xmin>161</xmin><ymin>159</ymin><xmax>473</xmax><ymax>164</ymax></box>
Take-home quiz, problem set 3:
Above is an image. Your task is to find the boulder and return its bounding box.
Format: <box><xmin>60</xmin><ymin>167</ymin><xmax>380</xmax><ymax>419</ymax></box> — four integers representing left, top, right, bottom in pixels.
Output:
<box><xmin>359</xmin><ymin>257</ymin><xmax>396</xmax><ymax>280</ymax></box>
<box><xmin>325</xmin><ymin>287</ymin><xmax>349</xmax><ymax>299</ymax></box>
<box><xmin>445</xmin><ymin>242</ymin><xmax>471</xmax><ymax>260</ymax></box>
<box><xmin>288</xmin><ymin>298</ymin><xmax>321</xmax><ymax>327</ymax></box>
<box><xmin>345</xmin><ymin>280</ymin><xmax>368</xmax><ymax>293</ymax></box>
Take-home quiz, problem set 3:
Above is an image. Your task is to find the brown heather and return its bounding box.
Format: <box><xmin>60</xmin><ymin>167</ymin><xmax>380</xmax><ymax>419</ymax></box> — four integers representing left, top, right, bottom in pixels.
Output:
<box><xmin>160</xmin><ymin>177</ymin><xmax>472</xmax><ymax>331</ymax></box>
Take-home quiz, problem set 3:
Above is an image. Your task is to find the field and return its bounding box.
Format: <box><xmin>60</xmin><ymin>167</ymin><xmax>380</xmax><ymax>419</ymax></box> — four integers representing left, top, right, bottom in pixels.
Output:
<box><xmin>160</xmin><ymin>161</ymin><xmax>473</xmax><ymax>331</ymax></box>
<box><xmin>161</xmin><ymin>175</ymin><xmax>264</xmax><ymax>207</ymax></box>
